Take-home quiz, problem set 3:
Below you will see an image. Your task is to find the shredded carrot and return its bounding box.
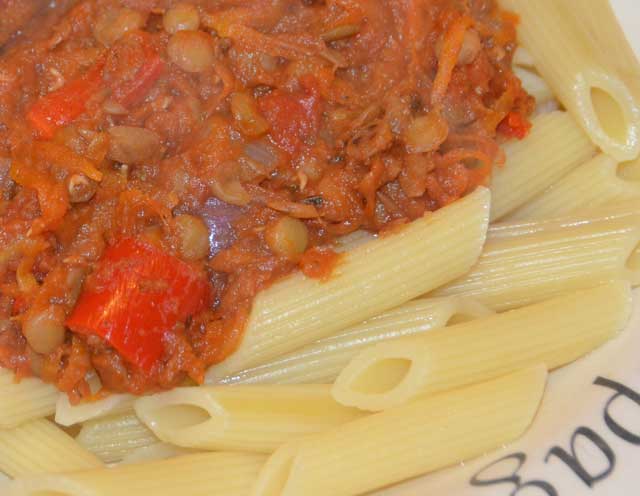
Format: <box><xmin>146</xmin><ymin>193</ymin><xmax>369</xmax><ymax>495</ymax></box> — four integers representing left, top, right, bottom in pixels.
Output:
<box><xmin>431</xmin><ymin>15</ymin><xmax>473</xmax><ymax>106</ymax></box>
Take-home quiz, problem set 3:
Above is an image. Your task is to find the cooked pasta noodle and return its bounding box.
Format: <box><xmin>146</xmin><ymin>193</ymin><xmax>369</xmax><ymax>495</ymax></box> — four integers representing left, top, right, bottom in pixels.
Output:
<box><xmin>332</xmin><ymin>282</ymin><xmax>630</xmax><ymax>411</ymax></box>
<box><xmin>490</xmin><ymin>111</ymin><xmax>595</xmax><ymax>220</ymax></box>
<box><xmin>135</xmin><ymin>385</ymin><xmax>363</xmax><ymax>453</ymax></box>
<box><xmin>251</xmin><ymin>366</ymin><xmax>547</xmax><ymax>496</ymax></box>
<box><xmin>75</xmin><ymin>412</ymin><xmax>158</xmax><ymax>464</ymax></box>
<box><xmin>118</xmin><ymin>443</ymin><xmax>197</xmax><ymax>465</ymax></box>
<box><xmin>508</xmin><ymin>154</ymin><xmax>640</xmax><ymax>221</ymax></box>
<box><xmin>0</xmin><ymin>419</ymin><xmax>102</xmax><ymax>478</ymax></box>
<box><xmin>216</xmin><ymin>297</ymin><xmax>493</xmax><ymax>386</ymax></box>
<box><xmin>434</xmin><ymin>204</ymin><xmax>640</xmax><ymax>309</ymax></box>
<box><xmin>56</xmin><ymin>393</ymin><xmax>136</xmax><ymax>427</ymax></box>
<box><xmin>500</xmin><ymin>0</ymin><xmax>640</xmax><ymax>161</ymax></box>
<box><xmin>5</xmin><ymin>452</ymin><xmax>266</xmax><ymax>496</ymax></box>
<box><xmin>0</xmin><ymin>369</ymin><xmax>58</xmax><ymax>429</ymax></box>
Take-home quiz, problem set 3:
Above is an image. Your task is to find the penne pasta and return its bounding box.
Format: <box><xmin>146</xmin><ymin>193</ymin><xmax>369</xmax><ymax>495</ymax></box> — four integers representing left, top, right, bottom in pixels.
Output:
<box><xmin>500</xmin><ymin>0</ymin><xmax>640</xmax><ymax>161</ymax></box>
<box><xmin>332</xmin><ymin>282</ymin><xmax>630</xmax><ymax>411</ymax></box>
<box><xmin>216</xmin><ymin>297</ymin><xmax>493</xmax><ymax>385</ymax></box>
<box><xmin>76</xmin><ymin>412</ymin><xmax>159</xmax><ymax>464</ymax></box>
<box><xmin>489</xmin><ymin>111</ymin><xmax>596</xmax><ymax>221</ymax></box>
<box><xmin>0</xmin><ymin>418</ymin><xmax>102</xmax><ymax>478</ymax></box>
<box><xmin>251</xmin><ymin>366</ymin><xmax>547</xmax><ymax>496</ymax></box>
<box><xmin>433</xmin><ymin>204</ymin><xmax>640</xmax><ymax>310</ymax></box>
<box><xmin>56</xmin><ymin>393</ymin><xmax>136</xmax><ymax>427</ymax></box>
<box><xmin>552</xmin><ymin>0</ymin><xmax>640</xmax><ymax>111</ymax></box>
<box><xmin>6</xmin><ymin>452</ymin><xmax>266</xmax><ymax>496</ymax></box>
<box><xmin>508</xmin><ymin>154</ymin><xmax>640</xmax><ymax>221</ymax></box>
<box><xmin>0</xmin><ymin>368</ymin><xmax>58</xmax><ymax>429</ymax></box>
<box><xmin>135</xmin><ymin>385</ymin><xmax>364</xmax><ymax>453</ymax></box>
<box><xmin>118</xmin><ymin>443</ymin><xmax>197</xmax><ymax>465</ymax></box>
<box><xmin>206</xmin><ymin>187</ymin><xmax>491</xmax><ymax>380</ymax></box>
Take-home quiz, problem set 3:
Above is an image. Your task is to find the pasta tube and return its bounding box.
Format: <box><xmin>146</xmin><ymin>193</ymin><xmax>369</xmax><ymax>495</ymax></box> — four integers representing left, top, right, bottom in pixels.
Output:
<box><xmin>118</xmin><ymin>443</ymin><xmax>196</xmax><ymax>465</ymax></box>
<box><xmin>500</xmin><ymin>0</ymin><xmax>640</xmax><ymax>161</ymax></box>
<box><xmin>76</xmin><ymin>412</ymin><xmax>159</xmax><ymax>464</ymax></box>
<box><xmin>0</xmin><ymin>368</ymin><xmax>58</xmax><ymax>428</ymax></box>
<box><xmin>6</xmin><ymin>452</ymin><xmax>266</xmax><ymax>496</ymax></box>
<box><xmin>56</xmin><ymin>393</ymin><xmax>135</xmax><ymax>427</ymax></box>
<box><xmin>216</xmin><ymin>296</ymin><xmax>493</xmax><ymax>385</ymax></box>
<box><xmin>332</xmin><ymin>282</ymin><xmax>630</xmax><ymax>411</ymax></box>
<box><xmin>135</xmin><ymin>385</ymin><xmax>363</xmax><ymax>453</ymax></box>
<box><xmin>0</xmin><ymin>419</ymin><xmax>102</xmax><ymax>478</ymax></box>
<box><xmin>206</xmin><ymin>187</ymin><xmax>490</xmax><ymax>380</ymax></box>
<box><xmin>252</xmin><ymin>366</ymin><xmax>547</xmax><ymax>496</ymax></box>
<box><xmin>508</xmin><ymin>154</ymin><xmax>640</xmax><ymax>221</ymax></box>
<box><xmin>434</xmin><ymin>205</ymin><xmax>640</xmax><ymax>310</ymax></box>
<box><xmin>490</xmin><ymin>111</ymin><xmax>595</xmax><ymax>221</ymax></box>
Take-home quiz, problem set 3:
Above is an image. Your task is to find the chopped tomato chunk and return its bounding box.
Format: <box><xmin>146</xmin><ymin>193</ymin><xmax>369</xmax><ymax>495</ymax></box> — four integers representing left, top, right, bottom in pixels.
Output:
<box><xmin>497</xmin><ymin>111</ymin><xmax>532</xmax><ymax>140</ymax></box>
<box><xmin>258</xmin><ymin>76</ymin><xmax>321</xmax><ymax>155</ymax></box>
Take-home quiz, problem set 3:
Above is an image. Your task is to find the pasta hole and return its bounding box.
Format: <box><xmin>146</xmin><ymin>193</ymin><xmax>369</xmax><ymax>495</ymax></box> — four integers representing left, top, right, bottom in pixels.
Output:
<box><xmin>349</xmin><ymin>358</ymin><xmax>413</xmax><ymax>394</ymax></box>
<box><xmin>148</xmin><ymin>404</ymin><xmax>211</xmax><ymax>431</ymax></box>
<box><xmin>590</xmin><ymin>87</ymin><xmax>628</xmax><ymax>144</ymax></box>
<box><xmin>446</xmin><ymin>312</ymin><xmax>475</xmax><ymax>326</ymax></box>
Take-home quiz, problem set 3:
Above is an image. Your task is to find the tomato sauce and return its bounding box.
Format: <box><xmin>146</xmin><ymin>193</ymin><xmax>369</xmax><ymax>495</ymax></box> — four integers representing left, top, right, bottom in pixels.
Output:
<box><xmin>0</xmin><ymin>0</ymin><xmax>533</xmax><ymax>399</ymax></box>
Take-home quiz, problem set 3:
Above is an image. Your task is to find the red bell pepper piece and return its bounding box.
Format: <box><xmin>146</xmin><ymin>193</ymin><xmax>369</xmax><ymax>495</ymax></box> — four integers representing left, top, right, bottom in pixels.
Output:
<box><xmin>26</xmin><ymin>62</ymin><xmax>105</xmax><ymax>140</ymax></box>
<box><xmin>497</xmin><ymin>111</ymin><xmax>532</xmax><ymax>140</ymax></box>
<box><xmin>66</xmin><ymin>238</ymin><xmax>211</xmax><ymax>371</ymax></box>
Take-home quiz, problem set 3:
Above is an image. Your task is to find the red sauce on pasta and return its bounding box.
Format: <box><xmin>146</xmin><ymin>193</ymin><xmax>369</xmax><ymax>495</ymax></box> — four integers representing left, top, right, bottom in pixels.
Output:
<box><xmin>0</xmin><ymin>0</ymin><xmax>533</xmax><ymax>399</ymax></box>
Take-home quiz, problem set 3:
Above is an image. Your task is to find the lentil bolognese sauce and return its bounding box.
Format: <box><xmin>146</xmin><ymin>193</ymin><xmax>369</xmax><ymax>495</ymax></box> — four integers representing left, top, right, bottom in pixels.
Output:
<box><xmin>0</xmin><ymin>0</ymin><xmax>533</xmax><ymax>400</ymax></box>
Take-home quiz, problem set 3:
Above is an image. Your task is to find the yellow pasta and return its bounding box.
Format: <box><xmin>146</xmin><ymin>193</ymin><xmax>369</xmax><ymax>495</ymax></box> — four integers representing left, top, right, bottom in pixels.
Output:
<box><xmin>206</xmin><ymin>187</ymin><xmax>490</xmax><ymax>380</ymax></box>
<box><xmin>55</xmin><ymin>393</ymin><xmax>136</xmax><ymax>427</ymax></box>
<box><xmin>500</xmin><ymin>0</ymin><xmax>640</xmax><ymax>161</ymax></box>
<box><xmin>332</xmin><ymin>282</ymin><xmax>630</xmax><ymax>411</ymax></box>
<box><xmin>75</xmin><ymin>412</ymin><xmax>159</xmax><ymax>464</ymax></box>
<box><xmin>6</xmin><ymin>452</ymin><xmax>266</xmax><ymax>496</ymax></box>
<box><xmin>135</xmin><ymin>384</ymin><xmax>363</xmax><ymax>453</ymax></box>
<box><xmin>490</xmin><ymin>111</ymin><xmax>596</xmax><ymax>220</ymax></box>
<box><xmin>0</xmin><ymin>418</ymin><xmax>102</xmax><ymax>478</ymax></box>
<box><xmin>118</xmin><ymin>443</ymin><xmax>197</xmax><ymax>465</ymax></box>
<box><xmin>434</xmin><ymin>204</ymin><xmax>640</xmax><ymax>310</ymax></box>
<box><xmin>252</xmin><ymin>366</ymin><xmax>546</xmax><ymax>496</ymax></box>
<box><xmin>509</xmin><ymin>154</ymin><xmax>640</xmax><ymax>221</ymax></box>
<box><xmin>217</xmin><ymin>296</ymin><xmax>493</xmax><ymax>386</ymax></box>
<box><xmin>0</xmin><ymin>368</ymin><xmax>58</xmax><ymax>429</ymax></box>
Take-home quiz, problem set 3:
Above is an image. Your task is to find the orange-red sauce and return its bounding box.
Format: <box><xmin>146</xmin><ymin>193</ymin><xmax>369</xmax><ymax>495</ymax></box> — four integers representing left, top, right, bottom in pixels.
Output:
<box><xmin>0</xmin><ymin>0</ymin><xmax>533</xmax><ymax>399</ymax></box>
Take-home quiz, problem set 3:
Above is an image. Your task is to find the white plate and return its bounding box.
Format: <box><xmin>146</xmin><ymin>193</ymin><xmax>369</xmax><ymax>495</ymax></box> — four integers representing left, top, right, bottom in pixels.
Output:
<box><xmin>379</xmin><ymin>5</ymin><xmax>640</xmax><ymax>494</ymax></box>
